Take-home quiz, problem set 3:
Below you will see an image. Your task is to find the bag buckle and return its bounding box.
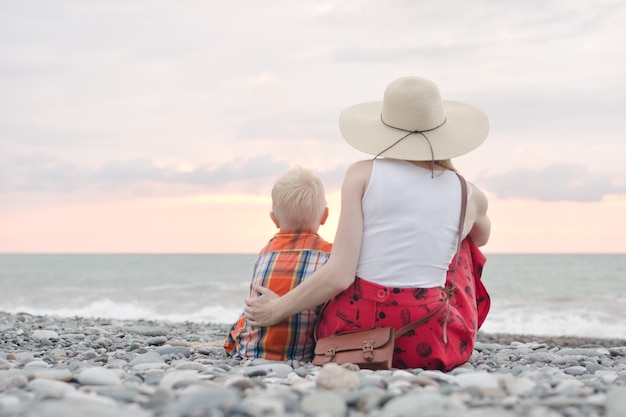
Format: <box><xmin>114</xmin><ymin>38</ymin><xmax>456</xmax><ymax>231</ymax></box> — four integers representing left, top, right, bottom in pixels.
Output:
<box><xmin>362</xmin><ymin>340</ymin><xmax>374</xmax><ymax>361</ymax></box>
<box><xmin>324</xmin><ymin>347</ymin><xmax>336</xmax><ymax>363</ymax></box>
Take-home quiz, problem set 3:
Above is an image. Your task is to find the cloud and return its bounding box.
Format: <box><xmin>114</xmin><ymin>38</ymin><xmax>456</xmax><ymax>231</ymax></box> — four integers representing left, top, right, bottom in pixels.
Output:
<box><xmin>478</xmin><ymin>163</ymin><xmax>626</xmax><ymax>202</ymax></box>
<box><xmin>0</xmin><ymin>154</ymin><xmax>346</xmax><ymax>197</ymax></box>
<box><xmin>14</xmin><ymin>154</ymin><xmax>624</xmax><ymax>204</ymax></box>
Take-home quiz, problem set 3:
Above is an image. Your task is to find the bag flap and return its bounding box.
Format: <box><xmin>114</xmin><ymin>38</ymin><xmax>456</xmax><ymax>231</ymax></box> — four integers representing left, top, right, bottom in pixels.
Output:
<box><xmin>314</xmin><ymin>327</ymin><xmax>394</xmax><ymax>354</ymax></box>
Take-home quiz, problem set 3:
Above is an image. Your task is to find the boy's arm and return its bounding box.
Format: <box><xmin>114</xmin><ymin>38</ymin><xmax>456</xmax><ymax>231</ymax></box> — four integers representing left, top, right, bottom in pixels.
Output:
<box><xmin>245</xmin><ymin>161</ymin><xmax>371</xmax><ymax>327</ymax></box>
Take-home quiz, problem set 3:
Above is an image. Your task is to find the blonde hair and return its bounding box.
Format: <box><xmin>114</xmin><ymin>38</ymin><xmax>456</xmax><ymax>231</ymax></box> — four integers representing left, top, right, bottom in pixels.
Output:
<box><xmin>272</xmin><ymin>166</ymin><xmax>327</xmax><ymax>231</ymax></box>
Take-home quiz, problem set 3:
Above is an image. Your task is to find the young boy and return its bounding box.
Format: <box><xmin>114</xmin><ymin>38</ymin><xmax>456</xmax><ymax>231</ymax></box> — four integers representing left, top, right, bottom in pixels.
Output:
<box><xmin>224</xmin><ymin>166</ymin><xmax>332</xmax><ymax>361</ymax></box>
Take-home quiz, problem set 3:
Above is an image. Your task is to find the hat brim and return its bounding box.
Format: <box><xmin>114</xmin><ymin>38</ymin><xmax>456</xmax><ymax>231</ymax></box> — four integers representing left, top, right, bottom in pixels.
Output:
<box><xmin>339</xmin><ymin>100</ymin><xmax>489</xmax><ymax>161</ymax></box>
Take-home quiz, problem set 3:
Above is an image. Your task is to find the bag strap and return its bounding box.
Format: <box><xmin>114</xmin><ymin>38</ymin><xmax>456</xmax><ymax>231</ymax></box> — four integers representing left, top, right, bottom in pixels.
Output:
<box><xmin>394</xmin><ymin>173</ymin><xmax>468</xmax><ymax>339</ymax></box>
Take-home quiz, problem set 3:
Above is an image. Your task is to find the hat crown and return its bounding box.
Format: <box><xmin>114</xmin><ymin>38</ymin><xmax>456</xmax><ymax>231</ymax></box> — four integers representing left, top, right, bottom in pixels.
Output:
<box><xmin>381</xmin><ymin>76</ymin><xmax>446</xmax><ymax>132</ymax></box>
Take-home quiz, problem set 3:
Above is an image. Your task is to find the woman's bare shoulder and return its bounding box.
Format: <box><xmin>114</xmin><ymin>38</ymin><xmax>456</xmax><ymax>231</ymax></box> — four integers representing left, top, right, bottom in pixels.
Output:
<box><xmin>344</xmin><ymin>159</ymin><xmax>373</xmax><ymax>181</ymax></box>
<box><xmin>349</xmin><ymin>159</ymin><xmax>374</xmax><ymax>170</ymax></box>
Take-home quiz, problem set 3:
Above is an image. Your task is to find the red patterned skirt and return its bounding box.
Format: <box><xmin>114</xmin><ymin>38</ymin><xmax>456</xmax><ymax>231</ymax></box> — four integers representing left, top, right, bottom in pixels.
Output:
<box><xmin>316</xmin><ymin>238</ymin><xmax>490</xmax><ymax>371</ymax></box>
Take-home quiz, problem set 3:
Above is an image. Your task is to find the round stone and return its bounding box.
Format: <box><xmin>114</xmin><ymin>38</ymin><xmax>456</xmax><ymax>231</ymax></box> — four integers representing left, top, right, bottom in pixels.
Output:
<box><xmin>76</xmin><ymin>367</ymin><xmax>121</xmax><ymax>386</ymax></box>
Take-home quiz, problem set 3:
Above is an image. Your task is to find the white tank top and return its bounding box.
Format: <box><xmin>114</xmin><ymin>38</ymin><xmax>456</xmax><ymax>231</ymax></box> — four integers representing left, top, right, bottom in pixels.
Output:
<box><xmin>356</xmin><ymin>158</ymin><xmax>463</xmax><ymax>288</ymax></box>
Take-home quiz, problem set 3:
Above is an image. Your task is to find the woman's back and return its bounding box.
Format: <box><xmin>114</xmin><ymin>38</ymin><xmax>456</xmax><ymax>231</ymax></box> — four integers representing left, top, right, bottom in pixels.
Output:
<box><xmin>357</xmin><ymin>158</ymin><xmax>462</xmax><ymax>288</ymax></box>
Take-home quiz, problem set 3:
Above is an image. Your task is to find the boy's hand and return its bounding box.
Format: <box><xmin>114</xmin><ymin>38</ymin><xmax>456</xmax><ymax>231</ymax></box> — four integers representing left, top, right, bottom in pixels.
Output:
<box><xmin>244</xmin><ymin>286</ymin><xmax>281</xmax><ymax>326</ymax></box>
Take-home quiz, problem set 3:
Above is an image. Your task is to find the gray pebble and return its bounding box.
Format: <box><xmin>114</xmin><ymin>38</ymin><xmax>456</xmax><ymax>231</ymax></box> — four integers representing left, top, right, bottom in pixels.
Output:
<box><xmin>129</xmin><ymin>351</ymin><xmax>165</xmax><ymax>365</ymax></box>
<box><xmin>301</xmin><ymin>391</ymin><xmax>347</xmax><ymax>417</ymax></box>
<box><xmin>32</xmin><ymin>330</ymin><xmax>59</xmax><ymax>341</ymax></box>
<box><xmin>28</xmin><ymin>378</ymin><xmax>75</xmax><ymax>397</ymax></box>
<box><xmin>606</xmin><ymin>386</ymin><xmax>626</xmax><ymax>417</ymax></box>
<box><xmin>240</xmin><ymin>395</ymin><xmax>286</xmax><ymax>416</ymax></box>
<box><xmin>383</xmin><ymin>391</ymin><xmax>466</xmax><ymax>417</ymax></box>
<box><xmin>161</xmin><ymin>388</ymin><xmax>239</xmax><ymax>415</ymax></box>
<box><xmin>128</xmin><ymin>326</ymin><xmax>169</xmax><ymax>337</ymax></box>
<box><xmin>141</xmin><ymin>370</ymin><xmax>165</xmax><ymax>385</ymax></box>
<box><xmin>146</xmin><ymin>336</ymin><xmax>167</xmax><ymax>346</ymax></box>
<box><xmin>31</xmin><ymin>398</ymin><xmax>152</xmax><ymax>417</ymax></box>
<box><xmin>158</xmin><ymin>370</ymin><xmax>199</xmax><ymax>390</ymax></box>
<box><xmin>76</xmin><ymin>367</ymin><xmax>122</xmax><ymax>385</ymax></box>
<box><xmin>563</xmin><ymin>365</ymin><xmax>587</xmax><ymax>376</ymax></box>
<box><xmin>243</xmin><ymin>362</ymin><xmax>294</xmax><ymax>377</ymax></box>
<box><xmin>154</xmin><ymin>346</ymin><xmax>191</xmax><ymax>357</ymax></box>
<box><xmin>2</xmin><ymin>312</ymin><xmax>626</xmax><ymax>417</ymax></box>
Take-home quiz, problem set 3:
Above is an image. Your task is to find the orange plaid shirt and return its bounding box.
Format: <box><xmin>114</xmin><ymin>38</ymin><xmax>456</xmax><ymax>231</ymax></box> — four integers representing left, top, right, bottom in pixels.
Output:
<box><xmin>224</xmin><ymin>231</ymin><xmax>332</xmax><ymax>361</ymax></box>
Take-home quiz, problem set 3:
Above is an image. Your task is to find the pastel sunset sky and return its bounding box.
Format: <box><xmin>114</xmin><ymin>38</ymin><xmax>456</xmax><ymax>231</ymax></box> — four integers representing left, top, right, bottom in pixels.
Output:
<box><xmin>1</xmin><ymin>0</ymin><xmax>625</xmax><ymax>254</ymax></box>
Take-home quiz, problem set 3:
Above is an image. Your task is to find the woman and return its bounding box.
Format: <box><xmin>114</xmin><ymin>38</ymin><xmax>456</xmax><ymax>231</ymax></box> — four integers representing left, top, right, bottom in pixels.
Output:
<box><xmin>245</xmin><ymin>76</ymin><xmax>491</xmax><ymax>370</ymax></box>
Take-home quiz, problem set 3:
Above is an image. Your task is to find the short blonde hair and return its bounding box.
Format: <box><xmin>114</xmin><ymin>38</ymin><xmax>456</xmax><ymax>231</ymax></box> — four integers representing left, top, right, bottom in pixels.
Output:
<box><xmin>272</xmin><ymin>166</ymin><xmax>327</xmax><ymax>231</ymax></box>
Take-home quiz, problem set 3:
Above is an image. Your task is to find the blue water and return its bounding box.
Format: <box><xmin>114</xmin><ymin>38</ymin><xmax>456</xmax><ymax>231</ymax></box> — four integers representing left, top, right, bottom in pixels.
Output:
<box><xmin>1</xmin><ymin>253</ymin><xmax>625</xmax><ymax>338</ymax></box>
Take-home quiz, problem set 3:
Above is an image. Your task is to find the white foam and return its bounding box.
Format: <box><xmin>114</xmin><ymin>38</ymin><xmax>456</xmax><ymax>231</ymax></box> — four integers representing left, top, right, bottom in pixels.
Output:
<box><xmin>481</xmin><ymin>300</ymin><xmax>626</xmax><ymax>338</ymax></box>
<box><xmin>4</xmin><ymin>299</ymin><xmax>242</xmax><ymax>325</ymax></box>
<box><xmin>5</xmin><ymin>297</ymin><xmax>625</xmax><ymax>338</ymax></box>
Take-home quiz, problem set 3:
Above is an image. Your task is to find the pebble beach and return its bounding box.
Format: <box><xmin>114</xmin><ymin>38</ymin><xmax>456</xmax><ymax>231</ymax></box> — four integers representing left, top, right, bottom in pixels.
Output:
<box><xmin>1</xmin><ymin>311</ymin><xmax>626</xmax><ymax>417</ymax></box>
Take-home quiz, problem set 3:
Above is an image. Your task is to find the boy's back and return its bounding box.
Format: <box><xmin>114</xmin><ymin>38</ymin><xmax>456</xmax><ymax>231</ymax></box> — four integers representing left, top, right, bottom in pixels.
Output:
<box><xmin>224</xmin><ymin>231</ymin><xmax>331</xmax><ymax>360</ymax></box>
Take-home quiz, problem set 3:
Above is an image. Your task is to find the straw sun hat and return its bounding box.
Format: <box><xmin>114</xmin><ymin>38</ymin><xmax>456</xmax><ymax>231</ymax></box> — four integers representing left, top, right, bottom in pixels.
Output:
<box><xmin>339</xmin><ymin>76</ymin><xmax>489</xmax><ymax>161</ymax></box>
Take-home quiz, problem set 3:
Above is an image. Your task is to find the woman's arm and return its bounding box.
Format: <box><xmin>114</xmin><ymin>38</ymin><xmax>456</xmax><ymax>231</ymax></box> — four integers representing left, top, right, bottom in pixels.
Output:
<box><xmin>244</xmin><ymin>160</ymin><xmax>371</xmax><ymax>327</ymax></box>
<box><xmin>467</xmin><ymin>183</ymin><xmax>491</xmax><ymax>247</ymax></box>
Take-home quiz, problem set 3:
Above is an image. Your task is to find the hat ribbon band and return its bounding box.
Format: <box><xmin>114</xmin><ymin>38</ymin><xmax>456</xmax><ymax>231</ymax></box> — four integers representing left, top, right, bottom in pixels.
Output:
<box><xmin>376</xmin><ymin>116</ymin><xmax>447</xmax><ymax>176</ymax></box>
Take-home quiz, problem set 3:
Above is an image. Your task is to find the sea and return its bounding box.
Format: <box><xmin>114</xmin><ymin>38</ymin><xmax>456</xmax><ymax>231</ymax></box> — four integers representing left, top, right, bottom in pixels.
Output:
<box><xmin>1</xmin><ymin>253</ymin><xmax>625</xmax><ymax>339</ymax></box>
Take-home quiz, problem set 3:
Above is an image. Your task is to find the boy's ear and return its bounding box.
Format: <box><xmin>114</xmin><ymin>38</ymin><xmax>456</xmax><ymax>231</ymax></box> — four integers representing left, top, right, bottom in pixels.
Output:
<box><xmin>270</xmin><ymin>211</ymin><xmax>280</xmax><ymax>228</ymax></box>
<box><xmin>320</xmin><ymin>207</ymin><xmax>329</xmax><ymax>225</ymax></box>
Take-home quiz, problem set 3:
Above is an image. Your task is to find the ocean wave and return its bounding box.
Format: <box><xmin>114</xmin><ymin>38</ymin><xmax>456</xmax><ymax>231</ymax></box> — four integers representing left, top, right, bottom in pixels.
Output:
<box><xmin>4</xmin><ymin>299</ymin><xmax>625</xmax><ymax>339</ymax></box>
<box><xmin>482</xmin><ymin>302</ymin><xmax>625</xmax><ymax>338</ymax></box>
<box><xmin>2</xmin><ymin>299</ymin><xmax>243</xmax><ymax>325</ymax></box>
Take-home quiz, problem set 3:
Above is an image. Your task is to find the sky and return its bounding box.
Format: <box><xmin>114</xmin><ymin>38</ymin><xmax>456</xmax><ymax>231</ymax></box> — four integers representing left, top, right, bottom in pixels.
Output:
<box><xmin>1</xmin><ymin>0</ymin><xmax>625</xmax><ymax>254</ymax></box>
